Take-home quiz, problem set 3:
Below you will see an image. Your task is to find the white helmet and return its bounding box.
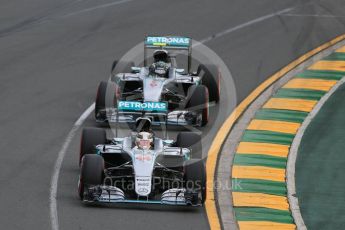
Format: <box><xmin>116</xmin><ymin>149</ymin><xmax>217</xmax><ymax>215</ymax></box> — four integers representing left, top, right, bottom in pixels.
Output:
<box><xmin>135</xmin><ymin>132</ymin><xmax>153</xmax><ymax>150</ymax></box>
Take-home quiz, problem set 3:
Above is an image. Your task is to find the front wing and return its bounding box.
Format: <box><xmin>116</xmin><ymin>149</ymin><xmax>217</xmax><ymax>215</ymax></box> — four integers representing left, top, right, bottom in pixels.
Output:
<box><xmin>83</xmin><ymin>185</ymin><xmax>202</xmax><ymax>206</ymax></box>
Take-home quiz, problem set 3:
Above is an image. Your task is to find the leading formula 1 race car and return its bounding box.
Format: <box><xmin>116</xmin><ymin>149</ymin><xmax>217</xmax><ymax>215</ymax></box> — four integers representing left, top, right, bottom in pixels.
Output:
<box><xmin>78</xmin><ymin>118</ymin><xmax>206</xmax><ymax>206</ymax></box>
<box><xmin>95</xmin><ymin>36</ymin><xmax>220</xmax><ymax>127</ymax></box>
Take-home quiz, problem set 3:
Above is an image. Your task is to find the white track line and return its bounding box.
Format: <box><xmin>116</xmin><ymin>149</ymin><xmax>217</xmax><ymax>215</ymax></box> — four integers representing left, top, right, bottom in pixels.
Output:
<box><xmin>50</xmin><ymin>103</ymin><xmax>94</xmax><ymax>230</ymax></box>
<box><xmin>60</xmin><ymin>0</ymin><xmax>133</xmax><ymax>18</ymax></box>
<box><xmin>199</xmin><ymin>7</ymin><xmax>294</xmax><ymax>43</ymax></box>
<box><xmin>50</xmin><ymin>5</ymin><xmax>296</xmax><ymax>230</ymax></box>
<box><xmin>281</xmin><ymin>13</ymin><xmax>345</xmax><ymax>18</ymax></box>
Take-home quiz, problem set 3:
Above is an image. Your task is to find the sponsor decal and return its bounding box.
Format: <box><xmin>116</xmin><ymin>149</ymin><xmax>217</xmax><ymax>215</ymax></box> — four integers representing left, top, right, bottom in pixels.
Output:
<box><xmin>150</xmin><ymin>80</ymin><xmax>158</xmax><ymax>88</ymax></box>
<box><xmin>135</xmin><ymin>177</ymin><xmax>151</xmax><ymax>195</ymax></box>
<box><xmin>138</xmin><ymin>188</ymin><xmax>149</xmax><ymax>194</ymax></box>
<box><xmin>136</xmin><ymin>178</ymin><xmax>150</xmax><ymax>186</ymax></box>
<box><xmin>135</xmin><ymin>154</ymin><xmax>152</xmax><ymax>161</ymax></box>
<box><xmin>118</xmin><ymin>101</ymin><xmax>167</xmax><ymax>112</ymax></box>
<box><xmin>145</xmin><ymin>36</ymin><xmax>190</xmax><ymax>47</ymax></box>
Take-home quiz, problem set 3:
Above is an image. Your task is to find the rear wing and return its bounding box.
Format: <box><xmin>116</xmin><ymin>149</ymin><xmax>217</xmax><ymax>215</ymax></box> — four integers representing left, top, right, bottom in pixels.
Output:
<box><xmin>118</xmin><ymin>101</ymin><xmax>168</xmax><ymax>113</ymax></box>
<box><xmin>144</xmin><ymin>36</ymin><xmax>192</xmax><ymax>72</ymax></box>
<box><xmin>114</xmin><ymin>100</ymin><xmax>169</xmax><ymax>138</ymax></box>
<box><xmin>145</xmin><ymin>36</ymin><xmax>191</xmax><ymax>49</ymax></box>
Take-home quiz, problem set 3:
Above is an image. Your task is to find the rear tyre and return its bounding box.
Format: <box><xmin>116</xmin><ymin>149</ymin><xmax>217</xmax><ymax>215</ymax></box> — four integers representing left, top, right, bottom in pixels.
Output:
<box><xmin>176</xmin><ymin>132</ymin><xmax>202</xmax><ymax>159</ymax></box>
<box><xmin>79</xmin><ymin>128</ymin><xmax>106</xmax><ymax>166</ymax></box>
<box><xmin>184</xmin><ymin>159</ymin><xmax>207</xmax><ymax>204</ymax></box>
<box><xmin>186</xmin><ymin>85</ymin><xmax>209</xmax><ymax>126</ymax></box>
<box><xmin>198</xmin><ymin>64</ymin><xmax>220</xmax><ymax>103</ymax></box>
<box><xmin>95</xmin><ymin>81</ymin><xmax>116</xmax><ymax>121</ymax></box>
<box><xmin>78</xmin><ymin>154</ymin><xmax>104</xmax><ymax>200</ymax></box>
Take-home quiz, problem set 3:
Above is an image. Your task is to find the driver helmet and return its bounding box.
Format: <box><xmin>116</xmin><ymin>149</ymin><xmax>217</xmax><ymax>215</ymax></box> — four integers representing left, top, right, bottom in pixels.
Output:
<box><xmin>153</xmin><ymin>49</ymin><xmax>169</xmax><ymax>63</ymax></box>
<box><xmin>135</xmin><ymin>132</ymin><xmax>153</xmax><ymax>150</ymax></box>
<box><xmin>149</xmin><ymin>61</ymin><xmax>170</xmax><ymax>78</ymax></box>
<box><xmin>135</xmin><ymin>117</ymin><xmax>152</xmax><ymax>132</ymax></box>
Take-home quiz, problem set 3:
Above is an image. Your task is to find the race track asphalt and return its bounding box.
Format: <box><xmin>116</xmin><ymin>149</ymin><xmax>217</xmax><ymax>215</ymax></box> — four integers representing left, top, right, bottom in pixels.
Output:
<box><xmin>0</xmin><ymin>0</ymin><xmax>344</xmax><ymax>229</ymax></box>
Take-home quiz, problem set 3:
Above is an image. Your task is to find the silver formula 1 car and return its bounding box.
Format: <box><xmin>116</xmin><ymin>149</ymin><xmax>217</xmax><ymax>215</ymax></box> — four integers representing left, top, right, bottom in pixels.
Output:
<box><xmin>95</xmin><ymin>36</ymin><xmax>220</xmax><ymax>127</ymax></box>
<box><xmin>78</xmin><ymin>118</ymin><xmax>206</xmax><ymax>206</ymax></box>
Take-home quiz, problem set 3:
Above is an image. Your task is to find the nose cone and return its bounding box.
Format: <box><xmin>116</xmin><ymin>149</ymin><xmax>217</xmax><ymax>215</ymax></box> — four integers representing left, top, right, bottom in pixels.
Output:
<box><xmin>143</xmin><ymin>78</ymin><xmax>164</xmax><ymax>102</ymax></box>
<box><xmin>135</xmin><ymin>176</ymin><xmax>151</xmax><ymax>196</ymax></box>
<box><xmin>132</xmin><ymin>148</ymin><xmax>155</xmax><ymax>197</ymax></box>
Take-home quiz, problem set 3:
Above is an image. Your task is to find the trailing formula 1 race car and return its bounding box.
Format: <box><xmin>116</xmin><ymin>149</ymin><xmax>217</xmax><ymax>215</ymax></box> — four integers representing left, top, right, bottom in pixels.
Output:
<box><xmin>78</xmin><ymin>118</ymin><xmax>206</xmax><ymax>206</ymax></box>
<box><xmin>95</xmin><ymin>36</ymin><xmax>220</xmax><ymax>127</ymax></box>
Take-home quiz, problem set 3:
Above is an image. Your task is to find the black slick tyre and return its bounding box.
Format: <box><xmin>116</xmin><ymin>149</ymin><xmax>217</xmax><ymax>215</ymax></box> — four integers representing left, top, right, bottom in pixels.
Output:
<box><xmin>78</xmin><ymin>154</ymin><xmax>104</xmax><ymax>200</ymax></box>
<box><xmin>176</xmin><ymin>132</ymin><xmax>202</xmax><ymax>159</ymax></box>
<box><xmin>79</xmin><ymin>128</ymin><xmax>106</xmax><ymax>166</ymax></box>
<box><xmin>186</xmin><ymin>85</ymin><xmax>209</xmax><ymax>126</ymax></box>
<box><xmin>184</xmin><ymin>159</ymin><xmax>207</xmax><ymax>204</ymax></box>
<box><xmin>198</xmin><ymin>64</ymin><xmax>220</xmax><ymax>103</ymax></box>
<box><xmin>95</xmin><ymin>81</ymin><xmax>117</xmax><ymax>121</ymax></box>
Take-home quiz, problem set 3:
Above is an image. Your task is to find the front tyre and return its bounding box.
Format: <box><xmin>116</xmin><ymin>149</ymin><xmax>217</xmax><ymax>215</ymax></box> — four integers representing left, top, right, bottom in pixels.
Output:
<box><xmin>95</xmin><ymin>81</ymin><xmax>117</xmax><ymax>121</ymax></box>
<box><xmin>184</xmin><ymin>159</ymin><xmax>207</xmax><ymax>204</ymax></box>
<box><xmin>198</xmin><ymin>64</ymin><xmax>220</xmax><ymax>103</ymax></box>
<box><xmin>78</xmin><ymin>154</ymin><xmax>104</xmax><ymax>200</ymax></box>
<box><xmin>79</xmin><ymin>128</ymin><xmax>106</xmax><ymax>166</ymax></box>
<box><xmin>176</xmin><ymin>132</ymin><xmax>202</xmax><ymax>159</ymax></box>
<box><xmin>186</xmin><ymin>85</ymin><xmax>209</xmax><ymax>126</ymax></box>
